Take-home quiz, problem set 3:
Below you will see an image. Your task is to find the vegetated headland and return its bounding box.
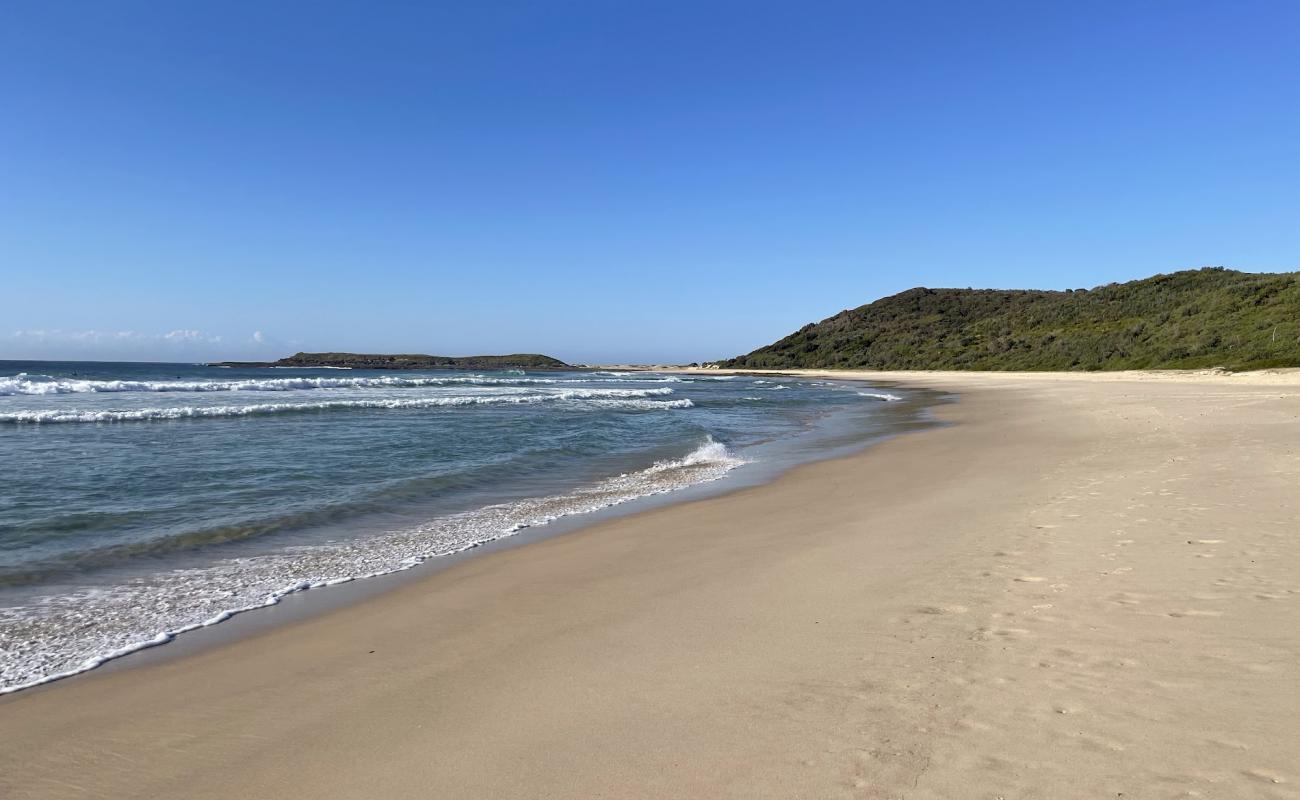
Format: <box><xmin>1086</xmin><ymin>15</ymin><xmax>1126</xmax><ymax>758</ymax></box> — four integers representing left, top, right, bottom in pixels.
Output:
<box><xmin>721</xmin><ymin>268</ymin><xmax>1300</xmax><ymax>371</ymax></box>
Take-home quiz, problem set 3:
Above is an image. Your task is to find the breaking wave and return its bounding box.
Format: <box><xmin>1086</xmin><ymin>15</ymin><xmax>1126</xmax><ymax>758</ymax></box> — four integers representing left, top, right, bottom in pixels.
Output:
<box><xmin>0</xmin><ymin>388</ymin><xmax>690</xmax><ymax>424</ymax></box>
<box><xmin>0</xmin><ymin>373</ymin><xmax>690</xmax><ymax>396</ymax></box>
<box><xmin>0</xmin><ymin>437</ymin><xmax>745</xmax><ymax>693</ymax></box>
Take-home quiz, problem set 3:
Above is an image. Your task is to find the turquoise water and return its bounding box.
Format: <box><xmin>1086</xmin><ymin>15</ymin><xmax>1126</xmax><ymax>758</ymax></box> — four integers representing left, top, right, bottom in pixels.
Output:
<box><xmin>0</xmin><ymin>360</ymin><xmax>920</xmax><ymax>692</ymax></box>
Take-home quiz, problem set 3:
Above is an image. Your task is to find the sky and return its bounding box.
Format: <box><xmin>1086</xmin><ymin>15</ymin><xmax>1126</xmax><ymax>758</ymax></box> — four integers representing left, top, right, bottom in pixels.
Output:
<box><xmin>2</xmin><ymin>1</ymin><xmax>1297</xmax><ymax>364</ymax></box>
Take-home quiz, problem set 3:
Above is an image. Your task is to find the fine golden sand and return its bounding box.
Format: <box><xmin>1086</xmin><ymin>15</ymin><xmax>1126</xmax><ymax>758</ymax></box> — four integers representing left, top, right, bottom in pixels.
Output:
<box><xmin>2</xmin><ymin>370</ymin><xmax>1298</xmax><ymax>799</ymax></box>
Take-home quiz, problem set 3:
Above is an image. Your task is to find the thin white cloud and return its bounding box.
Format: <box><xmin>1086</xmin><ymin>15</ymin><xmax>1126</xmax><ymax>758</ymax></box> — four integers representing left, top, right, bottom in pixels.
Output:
<box><xmin>6</xmin><ymin>329</ymin><xmax>224</xmax><ymax>346</ymax></box>
<box><xmin>1</xmin><ymin>328</ymin><xmax>248</xmax><ymax>361</ymax></box>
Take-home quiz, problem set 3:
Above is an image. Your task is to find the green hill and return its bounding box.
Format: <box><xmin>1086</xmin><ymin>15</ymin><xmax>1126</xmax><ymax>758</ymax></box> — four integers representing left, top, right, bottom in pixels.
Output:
<box><xmin>720</xmin><ymin>268</ymin><xmax>1300</xmax><ymax>371</ymax></box>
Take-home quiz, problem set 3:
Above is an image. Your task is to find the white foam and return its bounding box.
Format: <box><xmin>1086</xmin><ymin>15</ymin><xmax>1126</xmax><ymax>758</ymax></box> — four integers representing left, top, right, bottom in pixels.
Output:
<box><xmin>0</xmin><ymin>373</ymin><xmax>569</xmax><ymax>395</ymax></box>
<box><xmin>0</xmin><ymin>388</ymin><xmax>688</xmax><ymax>424</ymax></box>
<box><xmin>0</xmin><ymin>373</ymin><xmax>696</xmax><ymax>396</ymax></box>
<box><xmin>0</xmin><ymin>438</ymin><xmax>746</xmax><ymax>694</ymax></box>
<box><xmin>858</xmin><ymin>391</ymin><xmax>903</xmax><ymax>402</ymax></box>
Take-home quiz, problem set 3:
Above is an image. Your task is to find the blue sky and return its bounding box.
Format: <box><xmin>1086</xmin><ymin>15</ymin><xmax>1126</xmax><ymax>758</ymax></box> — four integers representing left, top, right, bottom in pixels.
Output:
<box><xmin>2</xmin><ymin>1</ymin><xmax>1297</xmax><ymax>364</ymax></box>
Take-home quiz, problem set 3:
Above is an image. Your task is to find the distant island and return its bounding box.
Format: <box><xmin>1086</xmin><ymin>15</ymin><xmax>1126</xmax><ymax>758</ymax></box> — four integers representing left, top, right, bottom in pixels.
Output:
<box><xmin>213</xmin><ymin>352</ymin><xmax>572</xmax><ymax>370</ymax></box>
<box><xmin>721</xmin><ymin>268</ymin><xmax>1300</xmax><ymax>372</ymax></box>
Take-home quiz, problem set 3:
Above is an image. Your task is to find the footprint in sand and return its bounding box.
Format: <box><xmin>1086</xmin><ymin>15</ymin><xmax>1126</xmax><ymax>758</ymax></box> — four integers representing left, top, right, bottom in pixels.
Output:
<box><xmin>917</xmin><ymin>604</ymin><xmax>969</xmax><ymax>615</ymax></box>
<box><xmin>954</xmin><ymin>718</ymin><xmax>992</xmax><ymax>732</ymax></box>
<box><xmin>1079</xmin><ymin>734</ymin><xmax>1126</xmax><ymax>752</ymax></box>
<box><xmin>1243</xmin><ymin>662</ymin><xmax>1280</xmax><ymax>675</ymax></box>
<box><xmin>1242</xmin><ymin>768</ymin><xmax>1288</xmax><ymax>785</ymax></box>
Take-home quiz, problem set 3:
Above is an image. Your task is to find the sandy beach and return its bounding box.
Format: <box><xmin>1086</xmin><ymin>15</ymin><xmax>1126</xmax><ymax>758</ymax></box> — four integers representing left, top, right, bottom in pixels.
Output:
<box><xmin>3</xmin><ymin>370</ymin><xmax>1299</xmax><ymax>799</ymax></box>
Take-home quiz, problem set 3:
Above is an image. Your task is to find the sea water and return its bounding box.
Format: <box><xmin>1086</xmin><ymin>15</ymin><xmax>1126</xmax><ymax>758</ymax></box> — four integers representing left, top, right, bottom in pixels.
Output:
<box><xmin>0</xmin><ymin>361</ymin><xmax>923</xmax><ymax>692</ymax></box>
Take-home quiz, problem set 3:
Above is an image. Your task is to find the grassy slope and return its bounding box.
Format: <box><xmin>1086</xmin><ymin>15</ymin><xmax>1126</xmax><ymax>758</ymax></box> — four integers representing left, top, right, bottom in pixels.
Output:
<box><xmin>722</xmin><ymin>268</ymin><xmax>1300</xmax><ymax>371</ymax></box>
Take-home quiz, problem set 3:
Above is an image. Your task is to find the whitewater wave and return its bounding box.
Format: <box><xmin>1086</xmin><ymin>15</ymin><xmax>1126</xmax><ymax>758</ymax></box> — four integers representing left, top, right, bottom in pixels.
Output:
<box><xmin>0</xmin><ymin>373</ymin><xmax>534</xmax><ymax>395</ymax></box>
<box><xmin>858</xmin><ymin>391</ymin><xmax>902</xmax><ymax>401</ymax></box>
<box><xmin>0</xmin><ymin>373</ymin><xmax>693</xmax><ymax>396</ymax></box>
<box><xmin>0</xmin><ymin>437</ymin><xmax>745</xmax><ymax>694</ymax></box>
<box><xmin>0</xmin><ymin>388</ymin><xmax>690</xmax><ymax>424</ymax></box>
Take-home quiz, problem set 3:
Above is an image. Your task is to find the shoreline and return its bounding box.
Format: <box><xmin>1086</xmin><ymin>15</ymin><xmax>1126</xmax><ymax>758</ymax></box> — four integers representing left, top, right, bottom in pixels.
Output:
<box><xmin>3</xmin><ymin>371</ymin><xmax>1298</xmax><ymax>797</ymax></box>
<box><xmin>0</xmin><ymin>376</ymin><xmax>944</xmax><ymax>697</ymax></box>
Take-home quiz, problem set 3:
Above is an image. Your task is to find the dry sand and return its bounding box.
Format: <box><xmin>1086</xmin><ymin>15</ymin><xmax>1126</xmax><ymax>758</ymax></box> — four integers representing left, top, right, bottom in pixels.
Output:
<box><xmin>2</xmin><ymin>370</ymin><xmax>1298</xmax><ymax>799</ymax></box>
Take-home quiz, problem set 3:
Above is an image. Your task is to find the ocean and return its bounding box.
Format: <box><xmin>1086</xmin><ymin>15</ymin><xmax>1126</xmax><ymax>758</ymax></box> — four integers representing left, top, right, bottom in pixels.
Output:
<box><xmin>0</xmin><ymin>360</ymin><xmax>930</xmax><ymax>693</ymax></box>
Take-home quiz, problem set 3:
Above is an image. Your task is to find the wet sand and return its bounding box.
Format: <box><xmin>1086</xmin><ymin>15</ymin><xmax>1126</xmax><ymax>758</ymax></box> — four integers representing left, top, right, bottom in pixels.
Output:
<box><xmin>2</xmin><ymin>370</ymin><xmax>1298</xmax><ymax>799</ymax></box>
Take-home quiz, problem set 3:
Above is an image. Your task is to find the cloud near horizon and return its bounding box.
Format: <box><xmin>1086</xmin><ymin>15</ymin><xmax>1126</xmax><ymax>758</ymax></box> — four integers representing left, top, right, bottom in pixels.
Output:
<box><xmin>2</xmin><ymin>328</ymin><xmax>277</xmax><ymax>362</ymax></box>
<box><xmin>11</xmin><ymin>328</ymin><xmax>224</xmax><ymax>344</ymax></box>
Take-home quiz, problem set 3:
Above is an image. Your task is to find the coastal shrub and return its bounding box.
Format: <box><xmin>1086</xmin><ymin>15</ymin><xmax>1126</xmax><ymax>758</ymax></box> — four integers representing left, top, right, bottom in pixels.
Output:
<box><xmin>720</xmin><ymin>268</ymin><xmax>1300</xmax><ymax>371</ymax></box>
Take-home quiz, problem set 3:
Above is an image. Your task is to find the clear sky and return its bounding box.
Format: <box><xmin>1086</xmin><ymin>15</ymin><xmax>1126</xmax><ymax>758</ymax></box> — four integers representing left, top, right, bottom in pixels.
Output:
<box><xmin>2</xmin><ymin>1</ymin><xmax>1297</xmax><ymax>364</ymax></box>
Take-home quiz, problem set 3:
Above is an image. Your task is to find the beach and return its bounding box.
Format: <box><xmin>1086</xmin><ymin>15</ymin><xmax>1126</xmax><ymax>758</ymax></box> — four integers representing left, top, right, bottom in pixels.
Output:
<box><xmin>2</xmin><ymin>370</ymin><xmax>1298</xmax><ymax>799</ymax></box>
